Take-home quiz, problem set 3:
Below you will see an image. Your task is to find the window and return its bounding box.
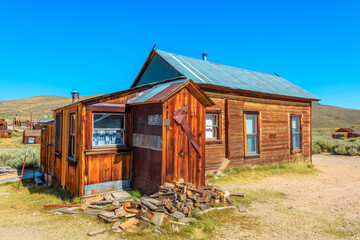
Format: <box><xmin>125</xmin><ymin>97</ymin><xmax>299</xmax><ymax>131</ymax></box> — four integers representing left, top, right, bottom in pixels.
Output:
<box><xmin>92</xmin><ymin>113</ymin><xmax>125</xmax><ymax>146</ymax></box>
<box><xmin>245</xmin><ymin>113</ymin><xmax>259</xmax><ymax>155</ymax></box>
<box><xmin>206</xmin><ymin>114</ymin><xmax>218</xmax><ymax>139</ymax></box>
<box><xmin>55</xmin><ymin>114</ymin><xmax>61</xmax><ymax>153</ymax></box>
<box><xmin>69</xmin><ymin>114</ymin><xmax>75</xmax><ymax>158</ymax></box>
<box><xmin>28</xmin><ymin>137</ymin><xmax>34</xmax><ymax>144</ymax></box>
<box><xmin>291</xmin><ymin>115</ymin><xmax>302</xmax><ymax>151</ymax></box>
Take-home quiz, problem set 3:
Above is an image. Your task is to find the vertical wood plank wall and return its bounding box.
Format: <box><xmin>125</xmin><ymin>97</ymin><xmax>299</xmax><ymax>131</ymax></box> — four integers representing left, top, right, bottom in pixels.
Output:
<box><xmin>132</xmin><ymin>103</ymin><xmax>163</xmax><ymax>194</ymax></box>
<box><xmin>40</xmin><ymin>122</ymin><xmax>55</xmax><ymax>175</ymax></box>
<box><xmin>204</xmin><ymin>92</ymin><xmax>312</xmax><ymax>171</ymax></box>
<box><xmin>163</xmin><ymin>88</ymin><xmax>206</xmax><ymax>187</ymax></box>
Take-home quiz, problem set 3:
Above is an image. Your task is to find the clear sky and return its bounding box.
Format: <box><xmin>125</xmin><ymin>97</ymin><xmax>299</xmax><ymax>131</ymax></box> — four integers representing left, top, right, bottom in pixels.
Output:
<box><xmin>0</xmin><ymin>0</ymin><xmax>359</xmax><ymax>109</ymax></box>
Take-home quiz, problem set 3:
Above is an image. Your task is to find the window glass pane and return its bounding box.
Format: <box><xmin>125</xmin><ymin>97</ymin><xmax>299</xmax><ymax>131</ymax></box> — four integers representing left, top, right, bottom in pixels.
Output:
<box><xmin>206</xmin><ymin>115</ymin><xmax>216</xmax><ymax>126</ymax></box>
<box><xmin>247</xmin><ymin>135</ymin><xmax>257</xmax><ymax>153</ymax></box>
<box><xmin>70</xmin><ymin>114</ymin><xmax>75</xmax><ymax>135</ymax></box>
<box><xmin>93</xmin><ymin>114</ymin><xmax>124</xmax><ymax>129</ymax></box>
<box><xmin>55</xmin><ymin>115</ymin><xmax>61</xmax><ymax>153</ymax></box>
<box><xmin>292</xmin><ymin>133</ymin><xmax>300</xmax><ymax>149</ymax></box>
<box><xmin>206</xmin><ymin>127</ymin><xmax>217</xmax><ymax>139</ymax></box>
<box><xmin>92</xmin><ymin>130</ymin><xmax>124</xmax><ymax>146</ymax></box>
<box><xmin>246</xmin><ymin>115</ymin><xmax>257</xmax><ymax>134</ymax></box>
<box><xmin>292</xmin><ymin>116</ymin><xmax>300</xmax><ymax>132</ymax></box>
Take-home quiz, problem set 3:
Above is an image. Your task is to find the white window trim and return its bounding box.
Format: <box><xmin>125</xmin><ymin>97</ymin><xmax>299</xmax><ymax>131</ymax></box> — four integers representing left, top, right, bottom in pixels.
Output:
<box><xmin>246</xmin><ymin>114</ymin><xmax>259</xmax><ymax>155</ymax></box>
<box><xmin>205</xmin><ymin>113</ymin><xmax>218</xmax><ymax>140</ymax></box>
<box><xmin>291</xmin><ymin>116</ymin><xmax>301</xmax><ymax>150</ymax></box>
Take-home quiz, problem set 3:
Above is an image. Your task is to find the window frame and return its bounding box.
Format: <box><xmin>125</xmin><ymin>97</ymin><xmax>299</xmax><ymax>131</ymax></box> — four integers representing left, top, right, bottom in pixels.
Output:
<box><xmin>243</xmin><ymin>111</ymin><xmax>260</xmax><ymax>157</ymax></box>
<box><xmin>55</xmin><ymin>113</ymin><xmax>62</xmax><ymax>155</ymax></box>
<box><xmin>68</xmin><ymin>113</ymin><xmax>76</xmax><ymax>161</ymax></box>
<box><xmin>92</xmin><ymin>112</ymin><xmax>126</xmax><ymax>148</ymax></box>
<box><xmin>205</xmin><ymin>108</ymin><xmax>222</xmax><ymax>144</ymax></box>
<box><xmin>290</xmin><ymin>114</ymin><xmax>302</xmax><ymax>153</ymax></box>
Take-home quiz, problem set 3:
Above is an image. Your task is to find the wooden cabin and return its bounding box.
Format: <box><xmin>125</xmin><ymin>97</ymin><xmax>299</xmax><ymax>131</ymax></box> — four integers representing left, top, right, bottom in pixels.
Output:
<box><xmin>0</xmin><ymin>119</ymin><xmax>11</xmax><ymax>138</ymax></box>
<box><xmin>23</xmin><ymin>129</ymin><xmax>41</xmax><ymax>144</ymax></box>
<box><xmin>0</xmin><ymin>119</ymin><xmax>7</xmax><ymax>130</ymax></box>
<box><xmin>15</xmin><ymin>116</ymin><xmax>37</xmax><ymax>127</ymax></box>
<box><xmin>332</xmin><ymin>128</ymin><xmax>360</xmax><ymax>138</ymax></box>
<box><xmin>40</xmin><ymin>48</ymin><xmax>320</xmax><ymax>196</ymax></box>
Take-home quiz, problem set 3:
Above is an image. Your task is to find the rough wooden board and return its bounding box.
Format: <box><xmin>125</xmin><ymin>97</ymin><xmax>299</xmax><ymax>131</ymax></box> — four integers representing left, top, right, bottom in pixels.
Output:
<box><xmin>171</xmin><ymin>211</ymin><xmax>185</xmax><ymax>221</ymax></box>
<box><xmin>112</xmin><ymin>221</ymin><xmax>121</xmax><ymax>230</ymax></box>
<box><xmin>114</xmin><ymin>207</ymin><xmax>127</xmax><ymax>218</ymax></box>
<box><xmin>214</xmin><ymin>158</ymin><xmax>230</xmax><ymax>177</ymax></box>
<box><xmin>198</xmin><ymin>206</ymin><xmax>236</xmax><ymax>215</ymax></box>
<box><xmin>120</xmin><ymin>217</ymin><xmax>139</xmax><ymax>230</ymax></box>
<box><xmin>151</xmin><ymin>212</ymin><xmax>165</xmax><ymax>226</ymax></box>
<box><xmin>229</xmin><ymin>191</ymin><xmax>245</xmax><ymax>197</ymax></box>
<box><xmin>141</xmin><ymin>200</ymin><xmax>158</xmax><ymax>211</ymax></box>
<box><xmin>87</xmin><ymin>228</ymin><xmax>106</xmax><ymax>236</ymax></box>
<box><xmin>98</xmin><ymin>211</ymin><xmax>115</xmax><ymax>218</ymax></box>
<box><xmin>112</xmin><ymin>191</ymin><xmax>132</xmax><ymax>199</ymax></box>
<box><xmin>80</xmin><ymin>200</ymin><xmax>91</xmax><ymax>211</ymax></box>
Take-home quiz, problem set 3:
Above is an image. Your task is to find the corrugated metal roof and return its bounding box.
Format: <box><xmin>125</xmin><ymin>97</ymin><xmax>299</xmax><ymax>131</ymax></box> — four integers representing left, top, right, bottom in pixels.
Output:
<box><xmin>155</xmin><ymin>49</ymin><xmax>320</xmax><ymax>100</ymax></box>
<box><xmin>129</xmin><ymin>80</ymin><xmax>187</xmax><ymax>104</ymax></box>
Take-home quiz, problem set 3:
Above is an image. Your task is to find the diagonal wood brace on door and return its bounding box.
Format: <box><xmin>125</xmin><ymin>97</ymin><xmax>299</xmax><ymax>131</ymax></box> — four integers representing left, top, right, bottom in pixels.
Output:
<box><xmin>173</xmin><ymin>109</ymin><xmax>200</xmax><ymax>153</ymax></box>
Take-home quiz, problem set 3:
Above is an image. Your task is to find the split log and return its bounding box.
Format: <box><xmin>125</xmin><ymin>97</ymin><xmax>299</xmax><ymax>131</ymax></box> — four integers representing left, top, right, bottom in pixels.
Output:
<box><xmin>198</xmin><ymin>206</ymin><xmax>236</xmax><ymax>215</ymax></box>
<box><xmin>120</xmin><ymin>217</ymin><xmax>139</xmax><ymax>230</ymax></box>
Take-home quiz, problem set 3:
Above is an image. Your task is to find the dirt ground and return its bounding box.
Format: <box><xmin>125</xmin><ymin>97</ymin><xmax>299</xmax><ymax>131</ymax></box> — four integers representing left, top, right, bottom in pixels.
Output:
<box><xmin>216</xmin><ymin>154</ymin><xmax>360</xmax><ymax>239</ymax></box>
<box><xmin>0</xmin><ymin>155</ymin><xmax>359</xmax><ymax>239</ymax></box>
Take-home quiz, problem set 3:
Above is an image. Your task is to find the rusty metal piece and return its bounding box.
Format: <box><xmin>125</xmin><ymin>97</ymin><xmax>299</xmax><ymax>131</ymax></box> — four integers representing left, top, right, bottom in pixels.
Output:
<box><xmin>173</xmin><ymin>109</ymin><xmax>200</xmax><ymax>153</ymax></box>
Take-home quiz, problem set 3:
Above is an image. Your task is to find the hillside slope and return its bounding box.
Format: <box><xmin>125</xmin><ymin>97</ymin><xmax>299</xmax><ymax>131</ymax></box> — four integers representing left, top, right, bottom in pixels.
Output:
<box><xmin>0</xmin><ymin>95</ymin><xmax>359</xmax><ymax>128</ymax></box>
<box><xmin>0</xmin><ymin>95</ymin><xmax>100</xmax><ymax>122</ymax></box>
<box><xmin>312</xmin><ymin>103</ymin><xmax>360</xmax><ymax>128</ymax></box>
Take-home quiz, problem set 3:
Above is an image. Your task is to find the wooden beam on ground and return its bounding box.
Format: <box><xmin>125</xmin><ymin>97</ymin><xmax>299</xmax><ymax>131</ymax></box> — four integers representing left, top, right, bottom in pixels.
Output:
<box><xmin>214</xmin><ymin>158</ymin><xmax>230</xmax><ymax>177</ymax></box>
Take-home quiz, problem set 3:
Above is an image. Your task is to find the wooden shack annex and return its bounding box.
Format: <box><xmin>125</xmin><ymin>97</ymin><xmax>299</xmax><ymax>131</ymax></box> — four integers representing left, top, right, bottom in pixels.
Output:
<box><xmin>40</xmin><ymin>48</ymin><xmax>320</xmax><ymax>196</ymax></box>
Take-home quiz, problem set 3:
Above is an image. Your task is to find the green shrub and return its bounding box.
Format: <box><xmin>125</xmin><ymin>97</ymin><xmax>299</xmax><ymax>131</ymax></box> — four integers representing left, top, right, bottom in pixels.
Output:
<box><xmin>347</xmin><ymin>146</ymin><xmax>359</xmax><ymax>156</ymax></box>
<box><xmin>350</xmin><ymin>137</ymin><xmax>357</xmax><ymax>142</ymax></box>
<box><xmin>0</xmin><ymin>146</ymin><xmax>39</xmax><ymax>168</ymax></box>
<box><xmin>312</xmin><ymin>143</ymin><xmax>322</xmax><ymax>154</ymax></box>
<box><xmin>333</xmin><ymin>145</ymin><xmax>347</xmax><ymax>155</ymax></box>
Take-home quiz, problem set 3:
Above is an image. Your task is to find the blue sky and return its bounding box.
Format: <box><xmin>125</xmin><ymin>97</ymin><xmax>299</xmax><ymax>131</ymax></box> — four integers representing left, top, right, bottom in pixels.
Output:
<box><xmin>0</xmin><ymin>0</ymin><xmax>359</xmax><ymax>109</ymax></box>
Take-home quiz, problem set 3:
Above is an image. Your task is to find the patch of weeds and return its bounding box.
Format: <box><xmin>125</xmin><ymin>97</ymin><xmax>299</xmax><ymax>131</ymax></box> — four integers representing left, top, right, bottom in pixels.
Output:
<box><xmin>320</xmin><ymin>215</ymin><xmax>360</xmax><ymax>239</ymax></box>
<box><xmin>208</xmin><ymin>163</ymin><xmax>318</xmax><ymax>186</ymax></box>
<box><xmin>130</xmin><ymin>189</ymin><xmax>142</xmax><ymax>201</ymax></box>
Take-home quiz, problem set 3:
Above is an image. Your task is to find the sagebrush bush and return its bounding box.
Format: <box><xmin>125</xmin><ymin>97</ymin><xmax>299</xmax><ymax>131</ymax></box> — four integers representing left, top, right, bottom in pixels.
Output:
<box><xmin>312</xmin><ymin>143</ymin><xmax>322</xmax><ymax>154</ymax></box>
<box><xmin>333</xmin><ymin>145</ymin><xmax>348</xmax><ymax>155</ymax></box>
<box><xmin>347</xmin><ymin>146</ymin><xmax>358</xmax><ymax>156</ymax></box>
<box><xmin>0</xmin><ymin>147</ymin><xmax>39</xmax><ymax>168</ymax></box>
<box><xmin>350</xmin><ymin>137</ymin><xmax>357</xmax><ymax>142</ymax></box>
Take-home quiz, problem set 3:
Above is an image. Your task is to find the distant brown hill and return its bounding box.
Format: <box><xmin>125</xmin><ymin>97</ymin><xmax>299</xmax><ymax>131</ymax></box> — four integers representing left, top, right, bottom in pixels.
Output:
<box><xmin>0</xmin><ymin>95</ymin><xmax>359</xmax><ymax>128</ymax></box>
<box><xmin>0</xmin><ymin>95</ymin><xmax>100</xmax><ymax>122</ymax></box>
<box><xmin>312</xmin><ymin>103</ymin><xmax>360</xmax><ymax>128</ymax></box>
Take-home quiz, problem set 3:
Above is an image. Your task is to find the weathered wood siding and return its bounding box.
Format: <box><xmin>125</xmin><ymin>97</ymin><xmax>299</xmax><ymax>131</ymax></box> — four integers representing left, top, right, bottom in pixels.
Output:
<box><xmin>163</xmin><ymin>88</ymin><xmax>206</xmax><ymax>188</ymax></box>
<box><xmin>132</xmin><ymin>103</ymin><xmax>163</xmax><ymax>194</ymax></box>
<box><xmin>205</xmin><ymin>92</ymin><xmax>312</xmax><ymax>171</ymax></box>
<box><xmin>40</xmin><ymin>122</ymin><xmax>55</xmax><ymax>175</ymax></box>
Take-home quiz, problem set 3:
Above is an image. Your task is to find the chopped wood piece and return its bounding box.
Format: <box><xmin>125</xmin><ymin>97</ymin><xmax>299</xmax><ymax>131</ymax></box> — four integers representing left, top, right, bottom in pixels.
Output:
<box><xmin>80</xmin><ymin>200</ymin><xmax>91</xmax><ymax>211</ymax></box>
<box><xmin>151</xmin><ymin>212</ymin><xmax>165</xmax><ymax>226</ymax></box>
<box><xmin>198</xmin><ymin>206</ymin><xmax>236</xmax><ymax>215</ymax></box>
<box><xmin>112</xmin><ymin>221</ymin><xmax>121</xmax><ymax>230</ymax></box>
<box><xmin>98</xmin><ymin>211</ymin><xmax>115</xmax><ymax>218</ymax></box>
<box><xmin>112</xmin><ymin>199</ymin><xmax>120</xmax><ymax>206</ymax></box>
<box><xmin>170</xmin><ymin>220</ymin><xmax>188</xmax><ymax>226</ymax></box>
<box><xmin>229</xmin><ymin>191</ymin><xmax>244</xmax><ymax>197</ymax></box>
<box><xmin>199</xmin><ymin>203</ymin><xmax>211</xmax><ymax>211</ymax></box>
<box><xmin>171</xmin><ymin>211</ymin><xmax>185</xmax><ymax>221</ymax></box>
<box><xmin>114</xmin><ymin>207</ymin><xmax>127</xmax><ymax>218</ymax></box>
<box><xmin>87</xmin><ymin>228</ymin><xmax>106</xmax><ymax>236</ymax></box>
<box><xmin>141</xmin><ymin>200</ymin><xmax>158</xmax><ymax>211</ymax></box>
<box><xmin>120</xmin><ymin>217</ymin><xmax>139</xmax><ymax>230</ymax></box>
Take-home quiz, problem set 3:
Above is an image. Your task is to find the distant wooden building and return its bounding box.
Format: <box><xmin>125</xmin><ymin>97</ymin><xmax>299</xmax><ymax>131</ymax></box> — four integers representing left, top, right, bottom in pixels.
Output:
<box><xmin>40</xmin><ymin>48</ymin><xmax>320</xmax><ymax>196</ymax></box>
<box><xmin>0</xmin><ymin>119</ymin><xmax>11</xmax><ymax>138</ymax></box>
<box><xmin>23</xmin><ymin>129</ymin><xmax>41</xmax><ymax>144</ymax></box>
<box><xmin>332</xmin><ymin>128</ymin><xmax>360</xmax><ymax>138</ymax></box>
<box><xmin>0</xmin><ymin>119</ymin><xmax>7</xmax><ymax>130</ymax></box>
<box><xmin>15</xmin><ymin>116</ymin><xmax>37</xmax><ymax>127</ymax></box>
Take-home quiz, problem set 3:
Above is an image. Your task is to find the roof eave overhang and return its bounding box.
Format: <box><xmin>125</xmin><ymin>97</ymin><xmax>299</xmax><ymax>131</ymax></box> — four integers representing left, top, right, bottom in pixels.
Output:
<box><xmin>197</xmin><ymin>83</ymin><xmax>320</xmax><ymax>103</ymax></box>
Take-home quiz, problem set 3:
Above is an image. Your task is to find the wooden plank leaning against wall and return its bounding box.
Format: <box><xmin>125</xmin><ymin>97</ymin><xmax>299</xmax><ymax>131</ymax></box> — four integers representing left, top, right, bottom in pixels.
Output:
<box><xmin>204</xmin><ymin>91</ymin><xmax>312</xmax><ymax>172</ymax></box>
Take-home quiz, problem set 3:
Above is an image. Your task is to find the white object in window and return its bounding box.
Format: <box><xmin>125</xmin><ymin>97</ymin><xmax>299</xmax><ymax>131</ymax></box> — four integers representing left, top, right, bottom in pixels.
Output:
<box><xmin>92</xmin><ymin>113</ymin><xmax>125</xmax><ymax>147</ymax></box>
<box><xmin>206</xmin><ymin>114</ymin><xmax>218</xmax><ymax>139</ymax></box>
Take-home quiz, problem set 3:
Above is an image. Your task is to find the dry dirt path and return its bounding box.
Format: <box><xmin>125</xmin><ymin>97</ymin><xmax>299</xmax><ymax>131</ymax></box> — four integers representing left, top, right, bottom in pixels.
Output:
<box><xmin>215</xmin><ymin>155</ymin><xmax>360</xmax><ymax>239</ymax></box>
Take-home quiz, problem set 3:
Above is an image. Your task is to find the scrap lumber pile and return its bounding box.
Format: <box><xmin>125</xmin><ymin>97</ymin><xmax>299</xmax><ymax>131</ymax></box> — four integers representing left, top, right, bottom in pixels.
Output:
<box><xmin>47</xmin><ymin>179</ymin><xmax>243</xmax><ymax>235</ymax></box>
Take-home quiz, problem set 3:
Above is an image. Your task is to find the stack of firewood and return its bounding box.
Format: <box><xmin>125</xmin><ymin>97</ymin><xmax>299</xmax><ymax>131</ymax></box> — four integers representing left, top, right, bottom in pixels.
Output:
<box><xmin>46</xmin><ymin>179</ymin><xmax>244</xmax><ymax>235</ymax></box>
